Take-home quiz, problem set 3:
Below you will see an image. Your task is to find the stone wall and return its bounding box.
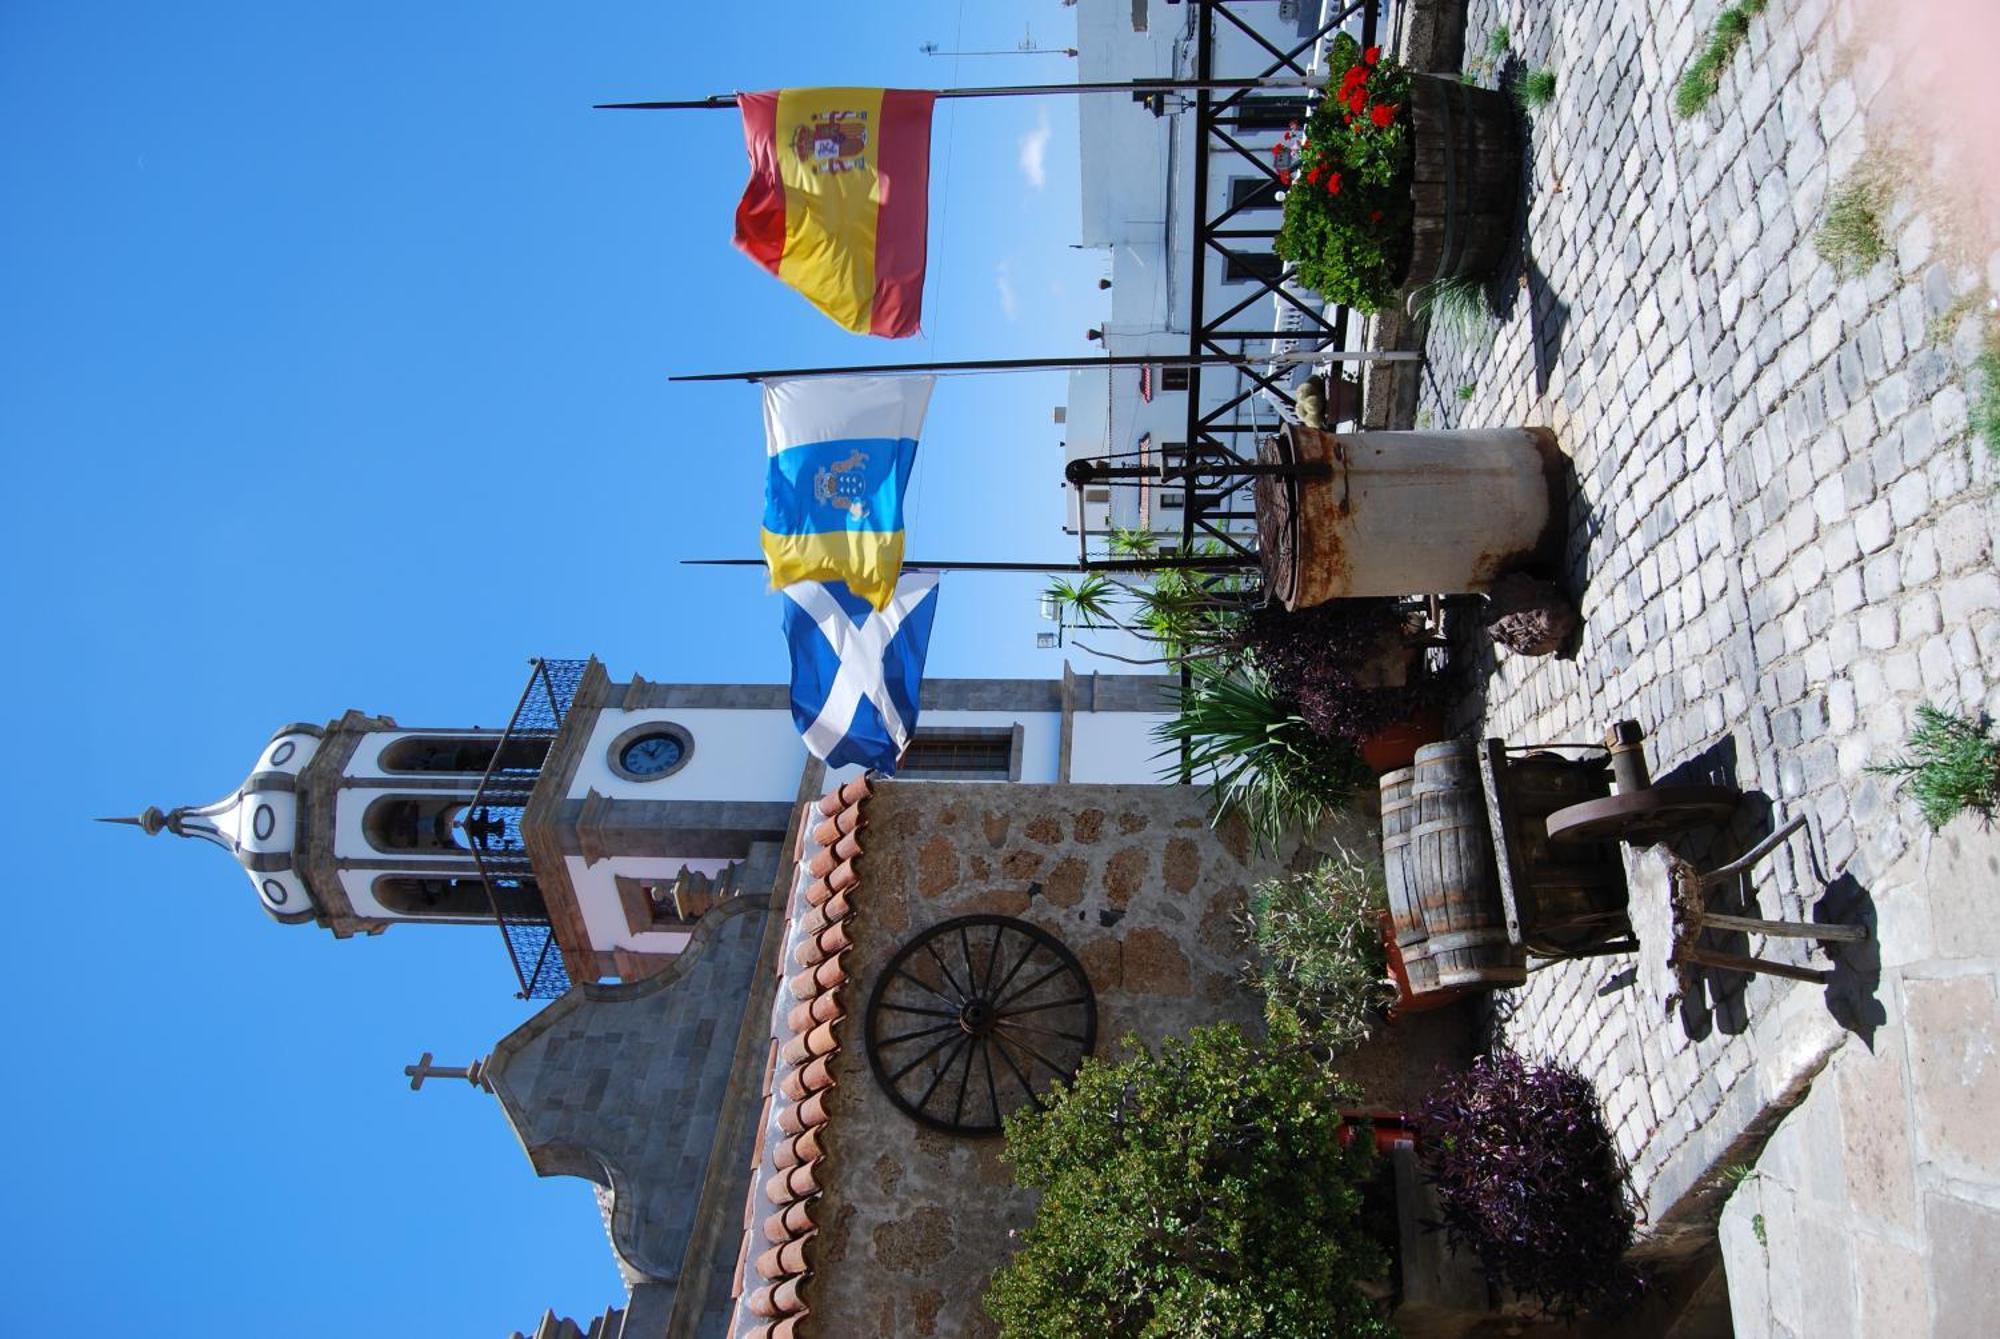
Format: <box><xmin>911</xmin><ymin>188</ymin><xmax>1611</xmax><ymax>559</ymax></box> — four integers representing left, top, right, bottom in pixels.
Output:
<box><xmin>806</xmin><ymin>781</ymin><xmax>1468</xmax><ymax>1339</ymax></box>
<box><xmin>485</xmin><ymin>895</ymin><xmax>777</xmax><ymax>1334</ymax></box>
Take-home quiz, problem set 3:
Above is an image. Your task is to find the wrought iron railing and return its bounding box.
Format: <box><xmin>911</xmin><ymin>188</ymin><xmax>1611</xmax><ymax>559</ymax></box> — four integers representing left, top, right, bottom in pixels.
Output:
<box><xmin>467</xmin><ymin>658</ymin><xmax>589</xmax><ymax>1000</ymax></box>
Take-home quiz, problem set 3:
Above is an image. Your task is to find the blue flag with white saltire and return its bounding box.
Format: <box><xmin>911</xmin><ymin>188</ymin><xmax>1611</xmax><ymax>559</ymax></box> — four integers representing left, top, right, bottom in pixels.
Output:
<box><xmin>781</xmin><ymin>571</ymin><xmax>941</xmax><ymax>772</ymax></box>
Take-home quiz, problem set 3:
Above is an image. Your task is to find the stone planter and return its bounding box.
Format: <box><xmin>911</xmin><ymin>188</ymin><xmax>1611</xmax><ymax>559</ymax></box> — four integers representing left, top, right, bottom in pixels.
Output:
<box><xmin>1402</xmin><ymin>75</ymin><xmax>1523</xmax><ymax>291</ymax></box>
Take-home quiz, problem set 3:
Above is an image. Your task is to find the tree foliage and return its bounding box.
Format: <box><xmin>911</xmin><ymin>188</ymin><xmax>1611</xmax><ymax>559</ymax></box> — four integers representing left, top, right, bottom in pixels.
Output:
<box><xmin>986</xmin><ymin>1025</ymin><xmax>1394</xmax><ymax>1339</ymax></box>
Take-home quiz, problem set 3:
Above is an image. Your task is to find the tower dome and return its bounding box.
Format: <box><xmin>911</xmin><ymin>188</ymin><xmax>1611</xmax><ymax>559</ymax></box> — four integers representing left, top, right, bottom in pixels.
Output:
<box><xmin>103</xmin><ymin>723</ymin><xmax>323</xmax><ymax>923</ymax></box>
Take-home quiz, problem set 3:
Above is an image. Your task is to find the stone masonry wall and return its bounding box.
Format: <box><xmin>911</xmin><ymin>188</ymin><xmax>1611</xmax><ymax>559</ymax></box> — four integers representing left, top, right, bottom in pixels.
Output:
<box><xmin>804</xmin><ymin>781</ymin><xmax>1468</xmax><ymax>1339</ymax></box>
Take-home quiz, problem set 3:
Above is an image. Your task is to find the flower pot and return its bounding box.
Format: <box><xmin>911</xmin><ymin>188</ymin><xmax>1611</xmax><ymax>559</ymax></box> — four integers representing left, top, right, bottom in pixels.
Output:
<box><xmin>1402</xmin><ymin>76</ymin><xmax>1522</xmax><ymax>291</ymax></box>
<box><xmin>1359</xmin><ymin>706</ymin><xmax>1446</xmax><ymax>774</ymax></box>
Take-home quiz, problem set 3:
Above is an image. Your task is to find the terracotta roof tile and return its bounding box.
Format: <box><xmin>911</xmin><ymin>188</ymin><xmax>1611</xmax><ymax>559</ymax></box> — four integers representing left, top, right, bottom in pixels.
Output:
<box><xmin>727</xmin><ymin>780</ymin><xmax>873</xmax><ymax>1339</ymax></box>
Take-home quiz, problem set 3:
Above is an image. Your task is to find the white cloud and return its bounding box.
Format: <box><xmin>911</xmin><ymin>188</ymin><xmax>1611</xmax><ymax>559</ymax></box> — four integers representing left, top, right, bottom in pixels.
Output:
<box><xmin>994</xmin><ymin>261</ymin><xmax>1020</xmax><ymax>321</ymax></box>
<box><xmin>1017</xmin><ymin>113</ymin><xmax>1051</xmax><ymax>189</ymax></box>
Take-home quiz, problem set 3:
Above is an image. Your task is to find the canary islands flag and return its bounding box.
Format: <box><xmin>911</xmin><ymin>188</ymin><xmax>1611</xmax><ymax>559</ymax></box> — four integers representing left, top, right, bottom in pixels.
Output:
<box><xmin>782</xmin><ymin>573</ymin><xmax>941</xmax><ymax>773</ymax></box>
<box><xmin>734</xmin><ymin>87</ymin><xmax>936</xmax><ymax>338</ymax></box>
<box><xmin>762</xmin><ymin>374</ymin><xmax>934</xmax><ymax>611</ymax></box>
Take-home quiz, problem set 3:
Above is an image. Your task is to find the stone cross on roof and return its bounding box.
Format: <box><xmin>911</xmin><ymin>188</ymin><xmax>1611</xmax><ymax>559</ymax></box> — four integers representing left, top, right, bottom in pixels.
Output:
<box><xmin>404</xmin><ymin>1051</ymin><xmax>491</xmax><ymax>1092</ymax></box>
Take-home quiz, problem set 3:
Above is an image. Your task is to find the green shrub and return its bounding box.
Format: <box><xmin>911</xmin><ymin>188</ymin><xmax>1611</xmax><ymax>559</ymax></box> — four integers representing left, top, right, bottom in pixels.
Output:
<box><xmin>987</xmin><ymin>1025</ymin><xmax>1394</xmax><ymax>1339</ymax></box>
<box><xmin>1487</xmin><ymin>24</ymin><xmax>1511</xmax><ymax>59</ymax></box>
<box><xmin>1246</xmin><ymin>846</ymin><xmax>1394</xmax><ymax>1054</ymax></box>
<box><xmin>1273</xmin><ymin>34</ymin><xmax>1416</xmax><ymax>312</ymax></box>
<box><xmin>1868</xmin><ymin>703</ymin><xmax>2000</xmax><ymax>829</ymax></box>
<box><xmin>1155</xmin><ymin>660</ymin><xmax>1373</xmax><ymax>852</ymax></box>
<box><xmin>1517</xmin><ymin>68</ymin><xmax>1558</xmax><ymax>108</ymax></box>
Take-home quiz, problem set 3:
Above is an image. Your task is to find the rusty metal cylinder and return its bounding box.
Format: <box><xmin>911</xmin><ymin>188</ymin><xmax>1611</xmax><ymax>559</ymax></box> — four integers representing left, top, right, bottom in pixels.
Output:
<box><xmin>1266</xmin><ymin>424</ymin><xmax>1564</xmax><ymax>606</ymax></box>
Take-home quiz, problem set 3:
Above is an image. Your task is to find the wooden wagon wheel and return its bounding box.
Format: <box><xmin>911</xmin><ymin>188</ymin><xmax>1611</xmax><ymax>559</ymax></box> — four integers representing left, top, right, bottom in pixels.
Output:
<box><xmin>863</xmin><ymin>915</ymin><xmax>1098</xmax><ymax>1137</ymax></box>
<box><xmin>1544</xmin><ymin>784</ymin><xmax>1741</xmax><ymax>847</ymax></box>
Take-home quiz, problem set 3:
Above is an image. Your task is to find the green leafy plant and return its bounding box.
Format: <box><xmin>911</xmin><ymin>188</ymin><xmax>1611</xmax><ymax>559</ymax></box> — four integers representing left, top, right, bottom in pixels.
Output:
<box><xmin>1409</xmin><ymin>272</ymin><xmax>1491</xmax><ymax>340</ymax></box>
<box><xmin>1675</xmin><ymin>0</ymin><xmax>1768</xmax><ymax>117</ymax></box>
<box><xmin>1245</xmin><ymin>845</ymin><xmax>1394</xmax><ymax>1054</ymax></box>
<box><xmin>986</xmin><ymin>1025</ymin><xmax>1394</xmax><ymax>1339</ymax></box>
<box><xmin>1815</xmin><ymin>173</ymin><xmax>1891</xmax><ymax>275</ymax></box>
<box><xmin>1040</xmin><ymin>546</ymin><xmax>1248</xmax><ymax>669</ymax></box>
<box><xmin>1867</xmin><ymin>703</ymin><xmax>2000</xmax><ymax>829</ymax></box>
<box><xmin>1273</xmin><ymin>35</ymin><xmax>1416</xmax><ymax>312</ymax></box>
<box><xmin>1721</xmin><ymin>1163</ymin><xmax>1760</xmax><ymax>1187</ymax></box>
<box><xmin>1155</xmin><ymin>660</ymin><xmax>1373</xmax><ymax>851</ymax></box>
<box><xmin>1517</xmin><ymin>68</ymin><xmax>1557</xmax><ymax>108</ymax></box>
<box><xmin>1456</xmin><ymin>383</ymin><xmax>1477</xmax><ymax>401</ymax></box>
<box><xmin>1750</xmin><ymin>1213</ymin><xmax>1768</xmax><ymax>1247</ymax></box>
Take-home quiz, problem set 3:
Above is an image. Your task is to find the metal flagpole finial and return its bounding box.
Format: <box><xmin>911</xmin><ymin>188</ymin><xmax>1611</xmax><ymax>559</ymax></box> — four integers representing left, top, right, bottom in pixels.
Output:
<box><xmin>97</xmin><ymin>806</ymin><xmax>169</xmax><ymax>835</ymax></box>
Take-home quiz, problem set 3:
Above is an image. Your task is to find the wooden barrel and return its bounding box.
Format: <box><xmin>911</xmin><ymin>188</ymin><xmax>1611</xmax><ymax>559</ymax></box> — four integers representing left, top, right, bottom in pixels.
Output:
<box><xmin>1401</xmin><ymin>741</ymin><xmax>1525</xmax><ymax>991</ymax></box>
<box><xmin>1404</xmin><ymin>76</ymin><xmax>1522</xmax><ymax>290</ymax></box>
<box><xmin>1378</xmin><ymin>766</ymin><xmax>1433</xmax><ymax>994</ymax></box>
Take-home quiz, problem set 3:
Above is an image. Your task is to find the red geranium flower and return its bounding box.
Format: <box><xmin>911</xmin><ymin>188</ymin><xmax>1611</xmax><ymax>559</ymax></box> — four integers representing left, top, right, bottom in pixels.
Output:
<box><xmin>1325</xmin><ymin>172</ymin><xmax>1341</xmax><ymax>195</ymax></box>
<box><xmin>1346</xmin><ymin>84</ymin><xmax>1368</xmax><ymax>113</ymax></box>
<box><xmin>1370</xmin><ymin>102</ymin><xmax>1397</xmax><ymax>128</ymax></box>
<box><xmin>1341</xmin><ymin>65</ymin><xmax>1368</xmax><ymax>94</ymax></box>
<box><xmin>1364</xmin><ymin>45</ymin><xmax>1381</xmax><ymax>65</ymax></box>
<box><xmin>1278</xmin><ymin>168</ymin><xmax>1292</xmax><ymax>186</ymax></box>
<box><xmin>1369</xmin><ymin>209</ymin><xmax>1383</xmax><ymax>222</ymax></box>
<box><xmin>1306</xmin><ymin>165</ymin><xmax>1322</xmax><ymax>184</ymax></box>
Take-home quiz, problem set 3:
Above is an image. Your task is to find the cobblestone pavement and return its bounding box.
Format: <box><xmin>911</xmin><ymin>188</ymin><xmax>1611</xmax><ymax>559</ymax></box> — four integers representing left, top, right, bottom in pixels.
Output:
<box><xmin>1405</xmin><ymin>0</ymin><xmax>2000</xmax><ymax>1324</ymax></box>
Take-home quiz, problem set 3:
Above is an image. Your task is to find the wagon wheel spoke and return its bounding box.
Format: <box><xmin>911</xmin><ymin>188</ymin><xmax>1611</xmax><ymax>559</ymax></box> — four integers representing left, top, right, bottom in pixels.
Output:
<box><xmin>864</xmin><ymin>915</ymin><xmax>1098</xmax><ymax>1136</ymax></box>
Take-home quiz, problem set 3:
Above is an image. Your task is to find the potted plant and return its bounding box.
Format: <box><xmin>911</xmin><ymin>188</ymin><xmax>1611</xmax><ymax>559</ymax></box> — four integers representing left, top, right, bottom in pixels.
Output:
<box><xmin>1416</xmin><ymin>1052</ymin><xmax>1643</xmax><ymax>1317</ymax></box>
<box><xmin>1274</xmin><ymin>34</ymin><xmax>1522</xmax><ymax>311</ymax></box>
<box><xmin>1243</xmin><ymin>845</ymin><xmax>1398</xmax><ymax>1055</ymax></box>
<box><xmin>1235</xmin><ymin>598</ymin><xmax>1446</xmax><ymax>771</ymax></box>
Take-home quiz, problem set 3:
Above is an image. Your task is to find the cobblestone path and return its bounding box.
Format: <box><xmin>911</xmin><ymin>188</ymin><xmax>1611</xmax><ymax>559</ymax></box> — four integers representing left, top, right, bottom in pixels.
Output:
<box><xmin>1407</xmin><ymin>0</ymin><xmax>2000</xmax><ymax>1283</ymax></box>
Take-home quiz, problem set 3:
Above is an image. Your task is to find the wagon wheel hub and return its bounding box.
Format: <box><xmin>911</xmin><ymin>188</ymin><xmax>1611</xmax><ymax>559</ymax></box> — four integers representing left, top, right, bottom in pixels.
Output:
<box><xmin>863</xmin><ymin>914</ymin><xmax>1098</xmax><ymax>1137</ymax></box>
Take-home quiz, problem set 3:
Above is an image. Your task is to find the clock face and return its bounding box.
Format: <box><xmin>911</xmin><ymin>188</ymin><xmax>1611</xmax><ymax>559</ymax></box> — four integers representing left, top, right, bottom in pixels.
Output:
<box><xmin>619</xmin><ymin>732</ymin><xmax>685</xmax><ymax>777</ymax></box>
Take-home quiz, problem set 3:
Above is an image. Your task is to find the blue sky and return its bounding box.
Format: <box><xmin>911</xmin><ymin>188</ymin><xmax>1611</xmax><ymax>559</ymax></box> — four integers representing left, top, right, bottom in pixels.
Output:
<box><xmin>0</xmin><ymin>3</ymin><xmax>1106</xmax><ymax>1331</ymax></box>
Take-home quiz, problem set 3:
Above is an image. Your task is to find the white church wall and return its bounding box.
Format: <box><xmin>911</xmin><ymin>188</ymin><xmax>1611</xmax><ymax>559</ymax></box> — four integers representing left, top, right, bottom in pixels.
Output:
<box><xmin>566</xmin><ymin>856</ymin><xmax>697</xmax><ymax>956</ymax></box>
<box><xmin>1067</xmin><ymin>711</ymin><xmax>1173</xmax><ymax>783</ymax></box>
<box><xmin>570</xmin><ymin>708</ymin><xmax>806</xmax><ymax>804</ymax></box>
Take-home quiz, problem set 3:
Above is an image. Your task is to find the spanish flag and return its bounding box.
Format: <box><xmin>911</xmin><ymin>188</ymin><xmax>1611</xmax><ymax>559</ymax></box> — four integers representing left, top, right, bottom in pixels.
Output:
<box><xmin>734</xmin><ymin>88</ymin><xmax>936</xmax><ymax>339</ymax></box>
<box><xmin>761</xmin><ymin>374</ymin><xmax>935</xmax><ymax>610</ymax></box>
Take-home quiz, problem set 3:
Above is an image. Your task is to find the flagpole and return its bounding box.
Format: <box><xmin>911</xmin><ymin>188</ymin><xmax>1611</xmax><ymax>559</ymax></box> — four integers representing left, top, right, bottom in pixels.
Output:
<box><xmin>671</xmin><ymin>349</ymin><xmax>1418</xmax><ymax>384</ymax></box>
<box><xmin>596</xmin><ymin>77</ymin><xmax>1326</xmax><ymax>111</ymax></box>
<box><xmin>681</xmin><ymin>556</ymin><xmax>1259</xmax><ymax>574</ymax></box>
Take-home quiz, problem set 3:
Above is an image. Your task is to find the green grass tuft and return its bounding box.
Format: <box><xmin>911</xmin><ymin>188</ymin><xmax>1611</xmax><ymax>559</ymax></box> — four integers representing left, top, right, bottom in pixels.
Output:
<box><xmin>1675</xmin><ymin>1</ymin><xmax>1765</xmax><ymax>118</ymax></box>
<box><xmin>1409</xmin><ymin>274</ymin><xmax>1491</xmax><ymax>341</ymax></box>
<box><xmin>1815</xmin><ymin>175</ymin><xmax>1891</xmax><ymax>276</ymax></box>
<box><xmin>1867</xmin><ymin>704</ymin><xmax>2000</xmax><ymax>830</ymax></box>
<box><xmin>1517</xmin><ymin>68</ymin><xmax>1558</xmax><ymax>108</ymax></box>
<box><xmin>1456</xmin><ymin>383</ymin><xmax>1477</xmax><ymax>402</ymax></box>
<box><xmin>1675</xmin><ymin>54</ymin><xmax>1721</xmax><ymax>117</ymax></box>
<box><xmin>1973</xmin><ymin>336</ymin><xmax>2000</xmax><ymax>458</ymax></box>
<box><xmin>1487</xmin><ymin>24</ymin><xmax>1511</xmax><ymax>58</ymax></box>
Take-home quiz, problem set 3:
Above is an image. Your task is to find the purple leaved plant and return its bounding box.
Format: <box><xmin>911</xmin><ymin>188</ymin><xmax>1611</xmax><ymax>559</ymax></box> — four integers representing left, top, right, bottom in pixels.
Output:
<box><xmin>1416</xmin><ymin>1052</ymin><xmax>1642</xmax><ymax>1317</ymax></box>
